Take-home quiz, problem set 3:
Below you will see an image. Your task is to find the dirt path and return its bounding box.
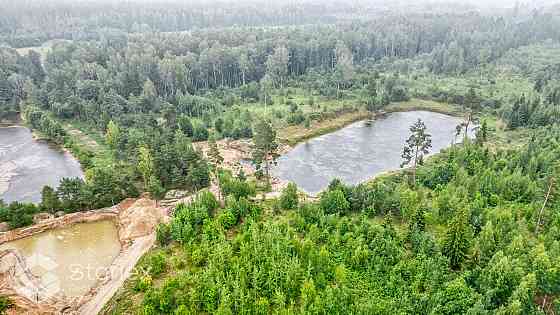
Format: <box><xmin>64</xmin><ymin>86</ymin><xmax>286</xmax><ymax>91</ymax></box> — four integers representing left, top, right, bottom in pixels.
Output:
<box><xmin>77</xmin><ymin>234</ymin><xmax>155</xmax><ymax>315</ymax></box>
<box><xmin>62</xmin><ymin>124</ymin><xmax>100</xmax><ymax>151</ymax></box>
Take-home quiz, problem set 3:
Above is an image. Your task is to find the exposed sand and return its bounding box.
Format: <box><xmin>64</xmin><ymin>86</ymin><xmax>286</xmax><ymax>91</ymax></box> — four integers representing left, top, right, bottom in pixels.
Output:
<box><xmin>0</xmin><ymin>198</ymin><xmax>166</xmax><ymax>314</ymax></box>
<box><xmin>77</xmin><ymin>234</ymin><xmax>155</xmax><ymax>315</ymax></box>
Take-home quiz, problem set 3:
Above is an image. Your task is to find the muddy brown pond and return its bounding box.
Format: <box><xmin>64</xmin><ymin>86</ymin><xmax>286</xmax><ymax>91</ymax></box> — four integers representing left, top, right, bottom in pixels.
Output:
<box><xmin>272</xmin><ymin>111</ymin><xmax>474</xmax><ymax>195</ymax></box>
<box><xmin>0</xmin><ymin>126</ymin><xmax>84</xmax><ymax>203</ymax></box>
<box><xmin>0</xmin><ymin>220</ymin><xmax>121</xmax><ymax>297</ymax></box>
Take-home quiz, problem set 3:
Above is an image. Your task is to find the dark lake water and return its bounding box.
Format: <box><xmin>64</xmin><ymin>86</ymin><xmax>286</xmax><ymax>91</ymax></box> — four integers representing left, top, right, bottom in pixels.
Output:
<box><xmin>272</xmin><ymin>111</ymin><xmax>473</xmax><ymax>195</ymax></box>
<box><xmin>0</xmin><ymin>126</ymin><xmax>84</xmax><ymax>203</ymax></box>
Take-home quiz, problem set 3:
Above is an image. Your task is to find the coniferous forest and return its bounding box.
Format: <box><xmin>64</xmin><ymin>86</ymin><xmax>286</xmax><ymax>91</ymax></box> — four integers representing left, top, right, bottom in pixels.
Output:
<box><xmin>1</xmin><ymin>0</ymin><xmax>560</xmax><ymax>314</ymax></box>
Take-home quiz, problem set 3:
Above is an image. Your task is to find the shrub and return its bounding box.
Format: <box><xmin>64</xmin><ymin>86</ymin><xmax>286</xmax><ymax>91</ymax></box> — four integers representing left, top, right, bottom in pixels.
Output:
<box><xmin>133</xmin><ymin>274</ymin><xmax>153</xmax><ymax>292</ymax></box>
<box><xmin>196</xmin><ymin>190</ymin><xmax>219</xmax><ymax>214</ymax></box>
<box><xmin>156</xmin><ymin>223</ymin><xmax>172</xmax><ymax>246</ymax></box>
<box><xmin>147</xmin><ymin>253</ymin><xmax>167</xmax><ymax>276</ymax></box>
<box><xmin>218</xmin><ymin>171</ymin><xmax>256</xmax><ymax>200</ymax></box>
<box><xmin>320</xmin><ymin>189</ymin><xmax>350</xmax><ymax>215</ymax></box>
<box><xmin>0</xmin><ymin>296</ymin><xmax>13</xmax><ymax>314</ymax></box>
<box><xmin>218</xmin><ymin>210</ymin><xmax>237</xmax><ymax>229</ymax></box>
<box><xmin>279</xmin><ymin>183</ymin><xmax>299</xmax><ymax>210</ymax></box>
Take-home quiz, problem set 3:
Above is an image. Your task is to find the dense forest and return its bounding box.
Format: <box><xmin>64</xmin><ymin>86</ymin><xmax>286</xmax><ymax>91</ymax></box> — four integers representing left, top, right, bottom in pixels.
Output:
<box><xmin>2</xmin><ymin>0</ymin><xmax>560</xmax><ymax>314</ymax></box>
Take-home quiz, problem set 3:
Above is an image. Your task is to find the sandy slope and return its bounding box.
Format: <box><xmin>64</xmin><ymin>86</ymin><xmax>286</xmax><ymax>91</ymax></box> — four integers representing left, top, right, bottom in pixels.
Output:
<box><xmin>77</xmin><ymin>234</ymin><xmax>155</xmax><ymax>315</ymax></box>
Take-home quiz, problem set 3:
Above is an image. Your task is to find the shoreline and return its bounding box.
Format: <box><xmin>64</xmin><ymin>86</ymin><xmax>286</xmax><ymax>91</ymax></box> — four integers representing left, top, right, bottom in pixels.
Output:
<box><xmin>0</xmin><ymin>125</ymin><xmax>86</xmax><ymax>205</ymax></box>
<box><xmin>279</xmin><ymin>99</ymin><xmax>460</xmax><ymax>148</ymax></box>
<box><xmin>203</xmin><ymin>100</ymin><xmax>465</xmax><ymax>200</ymax></box>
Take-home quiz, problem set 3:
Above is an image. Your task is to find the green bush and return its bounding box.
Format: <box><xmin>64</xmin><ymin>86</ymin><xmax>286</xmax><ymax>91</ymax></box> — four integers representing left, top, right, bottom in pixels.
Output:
<box><xmin>156</xmin><ymin>223</ymin><xmax>172</xmax><ymax>246</ymax></box>
<box><xmin>0</xmin><ymin>296</ymin><xmax>13</xmax><ymax>314</ymax></box>
<box><xmin>279</xmin><ymin>183</ymin><xmax>299</xmax><ymax>210</ymax></box>
<box><xmin>133</xmin><ymin>274</ymin><xmax>153</xmax><ymax>292</ymax></box>
<box><xmin>320</xmin><ymin>189</ymin><xmax>350</xmax><ymax>215</ymax></box>
<box><xmin>196</xmin><ymin>190</ymin><xmax>219</xmax><ymax>214</ymax></box>
<box><xmin>147</xmin><ymin>253</ymin><xmax>167</xmax><ymax>277</ymax></box>
<box><xmin>218</xmin><ymin>210</ymin><xmax>237</xmax><ymax>229</ymax></box>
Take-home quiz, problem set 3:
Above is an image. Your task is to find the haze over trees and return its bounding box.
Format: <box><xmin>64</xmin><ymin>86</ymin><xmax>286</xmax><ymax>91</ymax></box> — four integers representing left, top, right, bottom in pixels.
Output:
<box><xmin>1</xmin><ymin>0</ymin><xmax>560</xmax><ymax>314</ymax></box>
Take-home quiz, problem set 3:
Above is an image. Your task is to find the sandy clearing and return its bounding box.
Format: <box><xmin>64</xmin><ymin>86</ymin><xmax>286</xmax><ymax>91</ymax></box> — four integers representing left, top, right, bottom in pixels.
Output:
<box><xmin>0</xmin><ymin>198</ymin><xmax>165</xmax><ymax>314</ymax></box>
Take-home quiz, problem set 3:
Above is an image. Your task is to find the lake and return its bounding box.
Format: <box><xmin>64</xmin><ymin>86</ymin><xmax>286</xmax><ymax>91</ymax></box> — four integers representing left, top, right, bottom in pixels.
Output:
<box><xmin>0</xmin><ymin>126</ymin><xmax>84</xmax><ymax>203</ymax></box>
<box><xmin>0</xmin><ymin>220</ymin><xmax>121</xmax><ymax>297</ymax></box>
<box><xmin>272</xmin><ymin>111</ymin><xmax>474</xmax><ymax>195</ymax></box>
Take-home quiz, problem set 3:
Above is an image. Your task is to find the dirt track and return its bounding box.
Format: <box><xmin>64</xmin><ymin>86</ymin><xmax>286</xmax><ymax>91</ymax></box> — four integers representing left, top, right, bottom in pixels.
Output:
<box><xmin>77</xmin><ymin>234</ymin><xmax>155</xmax><ymax>315</ymax></box>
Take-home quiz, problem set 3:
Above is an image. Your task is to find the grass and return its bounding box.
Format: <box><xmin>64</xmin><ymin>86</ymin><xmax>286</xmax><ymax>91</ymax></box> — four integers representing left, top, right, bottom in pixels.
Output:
<box><xmin>278</xmin><ymin>109</ymin><xmax>371</xmax><ymax>145</ymax></box>
<box><xmin>61</xmin><ymin>120</ymin><xmax>119</xmax><ymax>170</ymax></box>
<box><xmin>277</xmin><ymin>98</ymin><xmax>459</xmax><ymax>146</ymax></box>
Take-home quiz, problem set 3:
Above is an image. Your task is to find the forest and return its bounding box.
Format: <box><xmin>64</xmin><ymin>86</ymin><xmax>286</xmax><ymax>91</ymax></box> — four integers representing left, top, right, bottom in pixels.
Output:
<box><xmin>1</xmin><ymin>0</ymin><xmax>560</xmax><ymax>314</ymax></box>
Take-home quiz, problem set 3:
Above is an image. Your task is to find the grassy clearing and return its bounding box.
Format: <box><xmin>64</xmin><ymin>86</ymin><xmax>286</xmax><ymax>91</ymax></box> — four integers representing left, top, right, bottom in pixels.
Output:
<box><xmin>278</xmin><ymin>98</ymin><xmax>458</xmax><ymax>146</ymax></box>
<box><xmin>60</xmin><ymin>121</ymin><xmax>120</xmax><ymax>172</ymax></box>
<box><xmin>385</xmin><ymin>98</ymin><xmax>461</xmax><ymax>116</ymax></box>
<box><xmin>278</xmin><ymin>110</ymin><xmax>370</xmax><ymax>145</ymax></box>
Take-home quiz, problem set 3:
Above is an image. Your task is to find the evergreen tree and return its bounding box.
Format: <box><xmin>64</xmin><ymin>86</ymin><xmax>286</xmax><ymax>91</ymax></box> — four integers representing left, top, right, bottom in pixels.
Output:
<box><xmin>252</xmin><ymin>119</ymin><xmax>278</xmax><ymax>185</ymax></box>
<box><xmin>401</xmin><ymin>119</ymin><xmax>432</xmax><ymax>187</ymax></box>
<box><xmin>138</xmin><ymin>146</ymin><xmax>155</xmax><ymax>189</ymax></box>
<box><xmin>442</xmin><ymin>210</ymin><xmax>472</xmax><ymax>270</ymax></box>
<box><xmin>207</xmin><ymin>135</ymin><xmax>223</xmax><ymax>166</ymax></box>
<box><xmin>40</xmin><ymin>185</ymin><xmax>60</xmax><ymax>213</ymax></box>
<box><xmin>476</xmin><ymin>119</ymin><xmax>488</xmax><ymax>145</ymax></box>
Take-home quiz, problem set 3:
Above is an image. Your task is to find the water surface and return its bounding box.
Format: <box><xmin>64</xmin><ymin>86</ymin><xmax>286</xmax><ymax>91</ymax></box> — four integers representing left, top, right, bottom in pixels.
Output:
<box><xmin>273</xmin><ymin>111</ymin><xmax>473</xmax><ymax>195</ymax></box>
<box><xmin>0</xmin><ymin>126</ymin><xmax>84</xmax><ymax>203</ymax></box>
<box><xmin>0</xmin><ymin>220</ymin><xmax>121</xmax><ymax>297</ymax></box>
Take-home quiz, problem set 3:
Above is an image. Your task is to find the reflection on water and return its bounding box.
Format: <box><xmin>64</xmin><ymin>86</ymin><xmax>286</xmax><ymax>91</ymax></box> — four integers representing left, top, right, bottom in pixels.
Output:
<box><xmin>0</xmin><ymin>220</ymin><xmax>121</xmax><ymax>297</ymax></box>
<box><xmin>273</xmin><ymin>111</ymin><xmax>474</xmax><ymax>195</ymax></box>
<box><xmin>0</xmin><ymin>126</ymin><xmax>83</xmax><ymax>203</ymax></box>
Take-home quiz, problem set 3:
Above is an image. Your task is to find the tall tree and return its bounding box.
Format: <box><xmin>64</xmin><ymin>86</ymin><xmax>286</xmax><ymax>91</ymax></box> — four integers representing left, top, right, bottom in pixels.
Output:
<box><xmin>456</xmin><ymin>111</ymin><xmax>478</xmax><ymax>142</ymax></box>
<box><xmin>442</xmin><ymin>210</ymin><xmax>472</xmax><ymax>270</ymax></box>
<box><xmin>105</xmin><ymin>120</ymin><xmax>121</xmax><ymax>152</ymax></box>
<box><xmin>41</xmin><ymin>185</ymin><xmax>60</xmax><ymax>213</ymax></box>
<box><xmin>265</xmin><ymin>45</ymin><xmax>289</xmax><ymax>89</ymax></box>
<box><xmin>334</xmin><ymin>41</ymin><xmax>354</xmax><ymax>98</ymax></box>
<box><xmin>138</xmin><ymin>146</ymin><xmax>155</xmax><ymax>189</ymax></box>
<box><xmin>207</xmin><ymin>135</ymin><xmax>223</xmax><ymax>166</ymax></box>
<box><xmin>401</xmin><ymin>119</ymin><xmax>432</xmax><ymax>186</ymax></box>
<box><xmin>252</xmin><ymin>119</ymin><xmax>278</xmax><ymax>185</ymax></box>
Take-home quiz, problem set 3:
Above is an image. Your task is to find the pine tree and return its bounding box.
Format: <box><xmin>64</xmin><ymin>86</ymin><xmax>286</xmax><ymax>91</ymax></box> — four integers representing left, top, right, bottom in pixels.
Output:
<box><xmin>442</xmin><ymin>210</ymin><xmax>472</xmax><ymax>269</ymax></box>
<box><xmin>252</xmin><ymin>119</ymin><xmax>278</xmax><ymax>185</ymax></box>
<box><xmin>401</xmin><ymin>119</ymin><xmax>432</xmax><ymax>187</ymax></box>
<box><xmin>208</xmin><ymin>135</ymin><xmax>223</xmax><ymax>165</ymax></box>
<box><xmin>475</xmin><ymin>119</ymin><xmax>488</xmax><ymax>145</ymax></box>
<box><xmin>41</xmin><ymin>186</ymin><xmax>60</xmax><ymax>213</ymax></box>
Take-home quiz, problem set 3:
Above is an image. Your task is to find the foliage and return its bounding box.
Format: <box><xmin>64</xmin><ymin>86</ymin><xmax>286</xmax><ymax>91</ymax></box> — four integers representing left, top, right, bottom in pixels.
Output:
<box><xmin>252</xmin><ymin>120</ymin><xmax>279</xmax><ymax>183</ymax></box>
<box><xmin>320</xmin><ymin>188</ymin><xmax>350</xmax><ymax>215</ymax></box>
<box><xmin>279</xmin><ymin>183</ymin><xmax>299</xmax><ymax>210</ymax></box>
<box><xmin>104</xmin><ymin>126</ymin><xmax>560</xmax><ymax>314</ymax></box>
<box><xmin>218</xmin><ymin>170</ymin><xmax>256</xmax><ymax>200</ymax></box>
<box><xmin>401</xmin><ymin>119</ymin><xmax>432</xmax><ymax>185</ymax></box>
<box><xmin>0</xmin><ymin>296</ymin><xmax>13</xmax><ymax>315</ymax></box>
<box><xmin>156</xmin><ymin>223</ymin><xmax>172</xmax><ymax>247</ymax></box>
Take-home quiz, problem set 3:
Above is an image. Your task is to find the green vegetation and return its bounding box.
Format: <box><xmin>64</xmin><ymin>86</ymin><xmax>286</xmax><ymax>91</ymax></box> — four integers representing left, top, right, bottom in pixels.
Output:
<box><xmin>105</xmin><ymin>127</ymin><xmax>560</xmax><ymax>313</ymax></box>
<box><xmin>0</xmin><ymin>296</ymin><xmax>13</xmax><ymax>315</ymax></box>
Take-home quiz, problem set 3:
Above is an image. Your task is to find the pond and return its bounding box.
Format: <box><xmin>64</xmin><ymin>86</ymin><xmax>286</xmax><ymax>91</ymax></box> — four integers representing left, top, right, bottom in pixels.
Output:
<box><xmin>272</xmin><ymin>111</ymin><xmax>474</xmax><ymax>195</ymax></box>
<box><xmin>0</xmin><ymin>126</ymin><xmax>84</xmax><ymax>204</ymax></box>
<box><xmin>0</xmin><ymin>220</ymin><xmax>121</xmax><ymax>297</ymax></box>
